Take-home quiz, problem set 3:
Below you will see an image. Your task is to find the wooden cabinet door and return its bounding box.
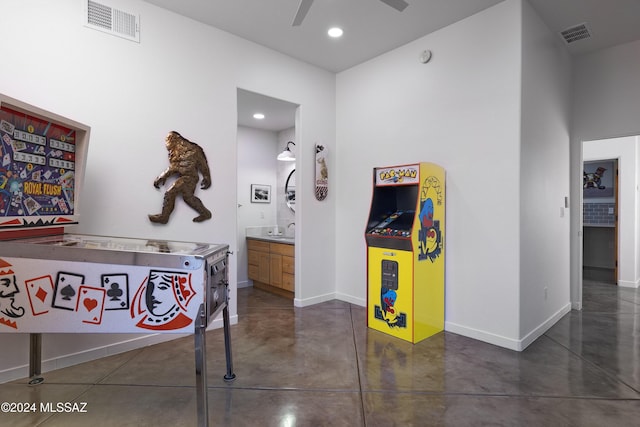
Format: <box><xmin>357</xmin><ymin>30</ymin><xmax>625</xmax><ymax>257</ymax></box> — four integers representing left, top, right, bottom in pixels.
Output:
<box><xmin>270</xmin><ymin>253</ymin><xmax>283</xmax><ymax>288</ymax></box>
<box><xmin>258</xmin><ymin>252</ymin><xmax>270</xmax><ymax>283</ymax></box>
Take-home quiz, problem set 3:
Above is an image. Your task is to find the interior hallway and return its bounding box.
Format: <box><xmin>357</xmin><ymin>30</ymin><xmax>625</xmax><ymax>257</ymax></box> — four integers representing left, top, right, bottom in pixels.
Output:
<box><xmin>1</xmin><ymin>281</ymin><xmax>640</xmax><ymax>426</ymax></box>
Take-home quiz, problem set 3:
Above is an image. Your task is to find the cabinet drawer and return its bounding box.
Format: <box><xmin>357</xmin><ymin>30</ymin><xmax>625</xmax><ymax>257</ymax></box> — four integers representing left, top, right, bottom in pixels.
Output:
<box><xmin>282</xmin><ymin>256</ymin><xmax>294</xmax><ymax>274</ymax></box>
<box><xmin>247</xmin><ymin>239</ymin><xmax>270</xmax><ymax>252</ymax></box>
<box><xmin>282</xmin><ymin>273</ymin><xmax>294</xmax><ymax>292</ymax></box>
<box><xmin>270</xmin><ymin>242</ymin><xmax>294</xmax><ymax>257</ymax></box>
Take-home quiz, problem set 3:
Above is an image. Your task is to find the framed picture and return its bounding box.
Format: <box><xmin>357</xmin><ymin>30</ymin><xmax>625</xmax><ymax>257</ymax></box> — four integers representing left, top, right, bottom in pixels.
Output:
<box><xmin>583</xmin><ymin>160</ymin><xmax>615</xmax><ymax>198</ymax></box>
<box><xmin>251</xmin><ymin>184</ymin><xmax>271</xmax><ymax>203</ymax></box>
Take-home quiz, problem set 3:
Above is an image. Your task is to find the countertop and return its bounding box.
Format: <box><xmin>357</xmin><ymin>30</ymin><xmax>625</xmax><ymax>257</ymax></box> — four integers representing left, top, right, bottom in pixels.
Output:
<box><xmin>247</xmin><ymin>236</ymin><xmax>295</xmax><ymax>245</ymax></box>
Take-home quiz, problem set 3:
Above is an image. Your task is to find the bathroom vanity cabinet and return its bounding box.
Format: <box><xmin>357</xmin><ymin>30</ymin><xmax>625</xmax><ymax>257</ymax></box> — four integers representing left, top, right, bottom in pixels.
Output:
<box><xmin>247</xmin><ymin>238</ymin><xmax>294</xmax><ymax>298</ymax></box>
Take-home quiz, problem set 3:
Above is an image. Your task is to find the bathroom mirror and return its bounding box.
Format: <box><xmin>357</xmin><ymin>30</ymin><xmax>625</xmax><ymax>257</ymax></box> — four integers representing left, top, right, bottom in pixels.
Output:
<box><xmin>285</xmin><ymin>169</ymin><xmax>296</xmax><ymax>212</ymax></box>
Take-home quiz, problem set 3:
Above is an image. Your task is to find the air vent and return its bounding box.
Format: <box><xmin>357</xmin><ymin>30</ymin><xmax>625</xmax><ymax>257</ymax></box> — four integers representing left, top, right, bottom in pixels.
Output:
<box><xmin>560</xmin><ymin>23</ymin><xmax>591</xmax><ymax>44</ymax></box>
<box><xmin>84</xmin><ymin>0</ymin><xmax>140</xmax><ymax>43</ymax></box>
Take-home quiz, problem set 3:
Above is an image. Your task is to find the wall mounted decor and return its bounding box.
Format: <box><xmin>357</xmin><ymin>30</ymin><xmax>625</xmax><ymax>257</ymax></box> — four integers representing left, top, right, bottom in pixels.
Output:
<box><xmin>315</xmin><ymin>144</ymin><xmax>328</xmax><ymax>201</ymax></box>
<box><xmin>149</xmin><ymin>131</ymin><xmax>212</xmax><ymax>224</ymax></box>
<box><xmin>583</xmin><ymin>159</ymin><xmax>615</xmax><ymax>199</ymax></box>
<box><xmin>251</xmin><ymin>184</ymin><xmax>271</xmax><ymax>203</ymax></box>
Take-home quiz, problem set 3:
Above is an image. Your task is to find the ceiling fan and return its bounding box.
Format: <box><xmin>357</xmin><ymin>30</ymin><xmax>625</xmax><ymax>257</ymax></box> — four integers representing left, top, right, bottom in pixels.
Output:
<box><xmin>292</xmin><ymin>0</ymin><xmax>409</xmax><ymax>26</ymax></box>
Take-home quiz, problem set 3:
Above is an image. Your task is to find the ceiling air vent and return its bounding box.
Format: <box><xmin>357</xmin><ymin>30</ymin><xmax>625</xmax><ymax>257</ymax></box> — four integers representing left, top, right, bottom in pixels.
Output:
<box><xmin>84</xmin><ymin>0</ymin><xmax>140</xmax><ymax>43</ymax></box>
<box><xmin>560</xmin><ymin>23</ymin><xmax>591</xmax><ymax>44</ymax></box>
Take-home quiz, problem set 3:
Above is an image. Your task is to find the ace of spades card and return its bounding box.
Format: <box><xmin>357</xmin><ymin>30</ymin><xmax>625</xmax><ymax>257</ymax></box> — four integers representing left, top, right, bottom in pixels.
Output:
<box><xmin>52</xmin><ymin>272</ymin><xmax>85</xmax><ymax>310</ymax></box>
<box><xmin>75</xmin><ymin>286</ymin><xmax>106</xmax><ymax>325</ymax></box>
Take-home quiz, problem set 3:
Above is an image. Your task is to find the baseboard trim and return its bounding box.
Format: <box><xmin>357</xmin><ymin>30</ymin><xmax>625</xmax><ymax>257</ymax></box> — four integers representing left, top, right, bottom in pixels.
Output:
<box><xmin>335</xmin><ymin>292</ymin><xmax>365</xmax><ymax>307</ymax></box>
<box><xmin>0</xmin><ymin>313</ymin><xmax>238</xmax><ymax>384</ymax></box>
<box><xmin>445</xmin><ymin>321</ymin><xmax>521</xmax><ymax>351</ymax></box>
<box><xmin>445</xmin><ymin>302</ymin><xmax>572</xmax><ymax>352</ymax></box>
<box><xmin>294</xmin><ymin>292</ymin><xmax>336</xmax><ymax>307</ymax></box>
<box><xmin>519</xmin><ymin>302</ymin><xmax>572</xmax><ymax>350</ymax></box>
<box><xmin>618</xmin><ymin>279</ymin><xmax>640</xmax><ymax>288</ymax></box>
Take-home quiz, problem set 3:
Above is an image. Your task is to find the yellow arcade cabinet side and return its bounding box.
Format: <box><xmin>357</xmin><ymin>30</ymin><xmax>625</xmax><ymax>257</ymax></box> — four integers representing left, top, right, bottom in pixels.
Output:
<box><xmin>365</xmin><ymin>163</ymin><xmax>445</xmax><ymax>343</ymax></box>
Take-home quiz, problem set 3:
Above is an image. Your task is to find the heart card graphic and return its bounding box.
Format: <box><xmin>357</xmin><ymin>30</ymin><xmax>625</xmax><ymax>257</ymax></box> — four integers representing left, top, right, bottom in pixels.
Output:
<box><xmin>75</xmin><ymin>286</ymin><xmax>106</xmax><ymax>325</ymax></box>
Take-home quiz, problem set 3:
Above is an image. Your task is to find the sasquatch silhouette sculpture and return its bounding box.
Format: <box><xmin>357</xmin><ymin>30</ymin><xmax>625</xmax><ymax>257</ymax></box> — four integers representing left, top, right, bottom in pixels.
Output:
<box><xmin>149</xmin><ymin>131</ymin><xmax>212</xmax><ymax>224</ymax></box>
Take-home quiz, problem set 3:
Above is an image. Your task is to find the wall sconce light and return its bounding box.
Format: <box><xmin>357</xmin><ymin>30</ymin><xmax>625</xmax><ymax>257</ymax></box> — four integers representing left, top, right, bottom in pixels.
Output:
<box><xmin>277</xmin><ymin>141</ymin><xmax>296</xmax><ymax>161</ymax></box>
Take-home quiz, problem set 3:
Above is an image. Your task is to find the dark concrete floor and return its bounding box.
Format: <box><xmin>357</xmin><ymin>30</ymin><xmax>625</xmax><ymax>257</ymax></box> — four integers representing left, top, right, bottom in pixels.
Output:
<box><xmin>1</xmin><ymin>281</ymin><xmax>639</xmax><ymax>426</ymax></box>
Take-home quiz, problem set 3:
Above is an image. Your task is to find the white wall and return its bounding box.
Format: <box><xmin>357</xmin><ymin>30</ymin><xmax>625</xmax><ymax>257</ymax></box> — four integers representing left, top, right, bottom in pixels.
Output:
<box><xmin>236</xmin><ymin>125</ymin><xmax>279</xmax><ymax>287</ymax></box>
<box><xmin>570</xmin><ymin>39</ymin><xmax>640</xmax><ymax>306</ymax></box>
<box><xmin>336</xmin><ymin>0</ymin><xmax>524</xmax><ymax>348</ymax></box>
<box><xmin>518</xmin><ymin>0</ymin><xmax>572</xmax><ymax>347</ymax></box>
<box><xmin>0</xmin><ymin>0</ymin><xmax>335</xmax><ymax>382</ymax></box>
<box><xmin>583</xmin><ymin>136</ymin><xmax>639</xmax><ymax>288</ymax></box>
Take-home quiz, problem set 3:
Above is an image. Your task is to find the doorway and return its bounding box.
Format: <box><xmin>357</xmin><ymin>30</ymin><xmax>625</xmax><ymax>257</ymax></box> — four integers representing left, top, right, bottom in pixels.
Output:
<box><xmin>581</xmin><ymin>135</ymin><xmax>639</xmax><ymax>296</ymax></box>
<box><xmin>582</xmin><ymin>158</ymin><xmax>618</xmax><ymax>284</ymax></box>
<box><xmin>235</xmin><ymin>88</ymin><xmax>298</xmax><ymax>299</ymax></box>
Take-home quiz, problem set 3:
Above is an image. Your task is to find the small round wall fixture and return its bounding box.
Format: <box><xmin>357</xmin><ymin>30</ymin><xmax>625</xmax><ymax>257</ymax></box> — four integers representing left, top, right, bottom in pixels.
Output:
<box><xmin>419</xmin><ymin>50</ymin><xmax>432</xmax><ymax>64</ymax></box>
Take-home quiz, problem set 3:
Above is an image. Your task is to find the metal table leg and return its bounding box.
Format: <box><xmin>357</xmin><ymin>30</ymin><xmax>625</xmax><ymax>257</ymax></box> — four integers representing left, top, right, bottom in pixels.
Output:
<box><xmin>194</xmin><ymin>304</ymin><xmax>208</xmax><ymax>427</ymax></box>
<box><xmin>222</xmin><ymin>303</ymin><xmax>236</xmax><ymax>382</ymax></box>
<box><xmin>28</xmin><ymin>333</ymin><xmax>44</xmax><ymax>385</ymax></box>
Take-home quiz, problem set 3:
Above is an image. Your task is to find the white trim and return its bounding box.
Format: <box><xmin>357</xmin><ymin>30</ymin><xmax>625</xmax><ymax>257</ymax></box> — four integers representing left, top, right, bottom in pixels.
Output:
<box><xmin>0</xmin><ymin>315</ymin><xmax>238</xmax><ymax>384</ymax></box>
<box><xmin>335</xmin><ymin>292</ymin><xmax>366</xmax><ymax>307</ymax></box>
<box><xmin>237</xmin><ymin>280</ymin><xmax>252</xmax><ymax>289</ymax></box>
<box><xmin>618</xmin><ymin>279</ymin><xmax>640</xmax><ymax>288</ymax></box>
<box><xmin>294</xmin><ymin>292</ymin><xmax>335</xmax><ymax>307</ymax></box>
<box><xmin>518</xmin><ymin>303</ymin><xmax>571</xmax><ymax>350</ymax></box>
<box><xmin>446</xmin><ymin>302</ymin><xmax>572</xmax><ymax>352</ymax></box>
<box><xmin>445</xmin><ymin>321</ymin><xmax>521</xmax><ymax>351</ymax></box>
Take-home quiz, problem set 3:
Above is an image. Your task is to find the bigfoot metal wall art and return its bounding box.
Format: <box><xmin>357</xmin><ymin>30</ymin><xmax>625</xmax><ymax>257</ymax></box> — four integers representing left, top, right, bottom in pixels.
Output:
<box><xmin>149</xmin><ymin>131</ymin><xmax>212</xmax><ymax>224</ymax></box>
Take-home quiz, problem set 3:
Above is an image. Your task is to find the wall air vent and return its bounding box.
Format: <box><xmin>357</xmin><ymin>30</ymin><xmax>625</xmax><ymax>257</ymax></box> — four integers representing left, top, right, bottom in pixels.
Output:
<box><xmin>560</xmin><ymin>23</ymin><xmax>591</xmax><ymax>44</ymax></box>
<box><xmin>84</xmin><ymin>0</ymin><xmax>140</xmax><ymax>43</ymax></box>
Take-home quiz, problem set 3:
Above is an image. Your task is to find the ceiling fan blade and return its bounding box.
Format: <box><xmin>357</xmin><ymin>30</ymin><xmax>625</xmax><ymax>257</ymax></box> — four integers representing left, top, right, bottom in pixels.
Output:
<box><xmin>292</xmin><ymin>0</ymin><xmax>314</xmax><ymax>26</ymax></box>
<box><xmin>379</xmin><ymin>0</ymin><xmax>409</xmax><ymax>12</ymax></box>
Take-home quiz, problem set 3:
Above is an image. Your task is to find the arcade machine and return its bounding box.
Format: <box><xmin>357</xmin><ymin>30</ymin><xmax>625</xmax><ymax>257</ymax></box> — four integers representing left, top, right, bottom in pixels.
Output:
<box><xmin>0</xmin><ymin>93</ymin><xmax>232</xmax><ymax>426</ymax></box>
<box><xmin>365</xmin><ymin>162</ymin><xmax>445</xmax><ymax>343</ymax></box>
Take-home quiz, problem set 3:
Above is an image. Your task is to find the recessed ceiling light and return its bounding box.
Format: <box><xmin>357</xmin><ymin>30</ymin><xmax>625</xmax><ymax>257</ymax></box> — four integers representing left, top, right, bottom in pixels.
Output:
<box><xmin>328</xmin><ymin>27</ymin><xmax>343</xmax><ymax>38</ymax></box>
<box><xmin>253</xmin><ymin>113</ymin><xmax>265</xmax><ymax>120</ymax></box>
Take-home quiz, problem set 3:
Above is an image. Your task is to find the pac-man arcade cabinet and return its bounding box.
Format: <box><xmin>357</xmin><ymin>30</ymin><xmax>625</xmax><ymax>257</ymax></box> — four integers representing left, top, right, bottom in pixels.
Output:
<box><xmin>365</xmin><ymin>163</ymin><xmax>445</xmax><ymax>343</ymax></box>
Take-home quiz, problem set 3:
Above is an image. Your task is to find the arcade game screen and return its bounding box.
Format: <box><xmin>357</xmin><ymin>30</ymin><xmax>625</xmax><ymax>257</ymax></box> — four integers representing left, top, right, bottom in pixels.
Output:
<box><xmin>366</xmin><ymin>184</ymin><xmax>418</xmax><ymax>237</ymax></box>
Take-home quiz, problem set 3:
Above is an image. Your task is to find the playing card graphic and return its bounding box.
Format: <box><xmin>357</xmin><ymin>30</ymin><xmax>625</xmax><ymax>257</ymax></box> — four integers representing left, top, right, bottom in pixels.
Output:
<box><xmin>101</xmin><ymin>273</ymin><xmax>129</xmax><ymax>310</ymax></box>
<box><xmin>0</xmin><ymin>119</ymin><xmax>15</xmax><ymax>134</ymax></box>
<box><xmin>75</xmin><ymin>286</ymin><xmax>106</xmax><ymax>325</ymax></box>
<box><xmin>24</xmin><ymin>196</ymin><xmax>41</xmax><ymax>215</ymax></box>
<box><xmin>131</xmin><ymin>270</ymin><xmax>195</xmax><ymax>331</ymax></box>
<box><xmin>52</xmin><ymin>272</ymin><xmax>84</xmax><ymax>311</ymax></box>
<box><xmin>25</xmin><ymin>275</ymin><xmax>54</xmax><ymax>315</ymax></box>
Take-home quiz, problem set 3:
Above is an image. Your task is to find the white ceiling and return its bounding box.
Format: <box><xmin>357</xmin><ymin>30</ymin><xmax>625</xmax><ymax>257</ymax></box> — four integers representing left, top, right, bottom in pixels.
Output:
<box><xmin>237</xmin><ymin>89</ymin><xmax>298</xmax><ymax>132</ymax></box>
<box><xmin>143</xmin><ymin>0</ymin><xmax>640</xmax><ymax>131</ymax></box>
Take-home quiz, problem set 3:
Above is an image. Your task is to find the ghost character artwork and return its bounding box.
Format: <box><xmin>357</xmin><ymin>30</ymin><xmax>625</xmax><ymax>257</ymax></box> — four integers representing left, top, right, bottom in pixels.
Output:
<box><xmin>0</xmin><ymin>258</ymin><xmax>25</xmax><ymax>329</ymax></box>
<box><xmin>149</xmin><ymin>131</ymin><xmax>212</xmax><ymax>224</ymax></box>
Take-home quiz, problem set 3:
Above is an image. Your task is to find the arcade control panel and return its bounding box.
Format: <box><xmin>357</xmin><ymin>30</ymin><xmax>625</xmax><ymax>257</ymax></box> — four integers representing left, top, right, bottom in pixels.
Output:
<box><xmin>366</xmin><ymin>210</ymin><xmax>414</xmax><ymax>237</ymax></box>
